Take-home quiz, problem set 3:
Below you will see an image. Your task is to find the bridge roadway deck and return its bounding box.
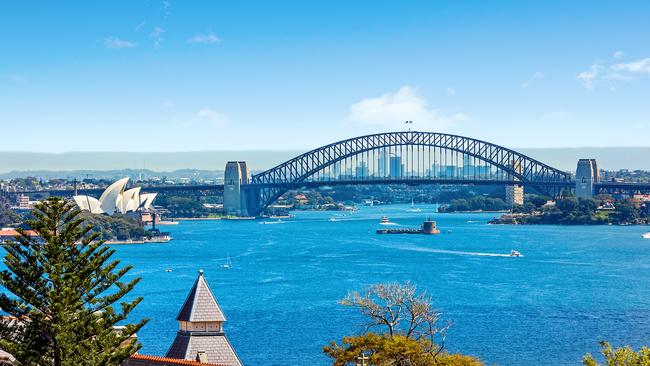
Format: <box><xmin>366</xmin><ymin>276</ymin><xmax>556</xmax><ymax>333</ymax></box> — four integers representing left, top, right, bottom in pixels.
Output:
<box><xmin>11</xmin><ymin>180</ymin><xmax>650</xmax><ymax>197</ymax></box>
<box><xmin>241</xmin><ymin>178</ymin><xmax>574</xmax><ymax>190</ymax></box>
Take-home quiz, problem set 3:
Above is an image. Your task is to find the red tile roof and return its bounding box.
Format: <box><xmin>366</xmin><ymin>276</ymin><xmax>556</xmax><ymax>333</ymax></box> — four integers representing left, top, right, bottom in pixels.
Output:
<box><xmin>0</xmin><ymin>229</ymin><xmax>38</xmax><ymax>237</ymax></box>
<box><xmin>126</xmin><ymin>354</ymin><xmax>226</xmax><ymax>366</ymax></box>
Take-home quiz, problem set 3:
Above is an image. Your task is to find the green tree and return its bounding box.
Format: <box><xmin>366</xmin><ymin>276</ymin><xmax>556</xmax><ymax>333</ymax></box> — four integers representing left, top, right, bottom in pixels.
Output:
<box><xmin>583</xmin><ymin>341</ymin><xmax>650</xmax><ymax>366</ymax></box>
<box><xmin>323</xmin><ymin>283</ymin><xmax>482</xmax><ymax>366</ymax></box>
<box><xmin>0</xmin><ymin>197</ymin><xmax>147</xmax><ymax>365</ymax></box>
<box><xmin>556</xmin><ymin>197</ymin><xmax>578</xmax><ymax>215</ymax></box>
<box><xmin>528</xmin><ymin>194</ymin><xmax>550</xmax><ymax>208</ymax></box>
<box><xmin>615</xmin><ymin>199</ymin><xmax>639</xmax><ymax>224</ymax></box>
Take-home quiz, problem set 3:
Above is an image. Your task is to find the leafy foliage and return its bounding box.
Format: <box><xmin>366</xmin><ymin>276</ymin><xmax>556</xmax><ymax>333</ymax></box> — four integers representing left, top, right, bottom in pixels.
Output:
<box><xmin>324</xmin><ymin>333</ymin><xmax>482</xmax><ymax>366</ymax></box>
<box><xmin>494</xmin><ymin>196</ymin><xmax>649</xmax><ymax>225</ymax></box>
<box><xmin>0</xmin><ymin>195</ymin><xmax>23</xmax><ymax>227</ymax></box>
<box><xmin>0</xmin><ymin>197</ymin><xmax>147</xmax><ymax>365</ymax></box>
<box><xmin>155</xmin><ymin>195</ymin><xmax>213</xmax><ymax>218</ymax></box>
<box><xmin>79</xmin><ymin>211</ymin><xmax>150</xmax><ymax>241</ymax></box>
<box><xmin>324</xmin><ymin>282</ymin><xmax>482</xmax><ymax>366</ymax></box>
<box><xmin>439</xmin><ymin>196</ymin><xmax>508</xmax><ymax>212</ymax></box>
<box><xmin>583</xmin><ymin>341</ymin><xmax>650</xmax><ymax>366</ymax></box>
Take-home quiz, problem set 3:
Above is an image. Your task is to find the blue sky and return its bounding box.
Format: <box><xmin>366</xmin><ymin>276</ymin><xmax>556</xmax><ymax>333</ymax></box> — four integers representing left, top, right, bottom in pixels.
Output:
<box><xmin>1</xmin><ymin>0</ymin><xmax>649</xmax><ymax>152</ymax></box>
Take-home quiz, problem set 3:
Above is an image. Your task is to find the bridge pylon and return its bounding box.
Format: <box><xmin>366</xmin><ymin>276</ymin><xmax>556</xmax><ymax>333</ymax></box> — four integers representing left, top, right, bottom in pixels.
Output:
<box><xmin>224</xmin><ymin>161</ymin><xmax>251</xmax><ymax>216</ymax></box>
<box><xmin>575</xmin><ymin>159</ymin><xmax>599</xmax><ymax>198</ymax></box>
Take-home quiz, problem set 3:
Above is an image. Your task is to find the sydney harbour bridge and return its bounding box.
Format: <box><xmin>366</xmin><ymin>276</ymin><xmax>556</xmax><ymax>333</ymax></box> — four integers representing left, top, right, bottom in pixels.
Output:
<box><xmin>223</xmin><ymin>131</ymin><xmax>625</xmax><ymax>216</ymax></box>
<box><xmin>11</xmin><ymin>131</ymin><xmax>650</xmax><ymax>217</ymax></box>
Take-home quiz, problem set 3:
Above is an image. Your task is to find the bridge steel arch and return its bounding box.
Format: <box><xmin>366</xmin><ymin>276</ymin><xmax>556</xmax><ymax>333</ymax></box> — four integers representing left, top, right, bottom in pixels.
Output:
<box><xmin>244</xmin><ymin>131</ymin><xmax>572</xmax><ymax>215</ymax></box>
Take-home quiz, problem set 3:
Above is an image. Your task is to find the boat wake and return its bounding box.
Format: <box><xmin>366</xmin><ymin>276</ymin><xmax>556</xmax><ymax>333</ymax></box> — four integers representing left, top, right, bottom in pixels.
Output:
<box><xmin>394</xmin><ymin>245</ymin><xmax>519</xmax><ymax>258</ymax></box>
<box><xmin>379</xmin><ymin>222</ymin><xmax>399</xmax><ymax>226</ymax></box>
<box><xmin>259</xmin><ymin>220</ymin><xmax>286</xmax><ymax>225</ymax></box>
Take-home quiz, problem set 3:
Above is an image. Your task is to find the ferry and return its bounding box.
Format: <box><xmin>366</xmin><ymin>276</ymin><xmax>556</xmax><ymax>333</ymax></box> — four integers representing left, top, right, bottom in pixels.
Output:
<box><xmin>642</xmin><ymin>232</ymin><xmax>650</xmax><ymax>239</ymax></box>
<box><xmin>510</xmin><ymin>250</ymin><xmax>522</xmax><ymax>257</ymax></box>
<box><xmin>380</xmin><ymin>216</ymin><xmax>391</xmax><ymax>225</ymax></box>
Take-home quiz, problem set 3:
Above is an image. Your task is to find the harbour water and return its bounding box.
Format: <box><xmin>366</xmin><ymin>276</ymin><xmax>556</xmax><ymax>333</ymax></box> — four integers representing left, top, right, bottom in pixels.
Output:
<box><xmin>6</xmin><ymin>204</ymin><xmax>650</xmax><ymax>365</ymax></box>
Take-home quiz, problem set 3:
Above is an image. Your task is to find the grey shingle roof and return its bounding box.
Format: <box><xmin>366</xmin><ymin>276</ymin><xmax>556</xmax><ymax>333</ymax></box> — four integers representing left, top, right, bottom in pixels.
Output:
<box><xmin>176</xmin><ymin>270</ymin><xmax>226</xmax><ymax>322</ymax></box>
<box><xmin>165</xmin><ymin>333</ymin><xmax>243</xmax><ymax>366</ymax></box>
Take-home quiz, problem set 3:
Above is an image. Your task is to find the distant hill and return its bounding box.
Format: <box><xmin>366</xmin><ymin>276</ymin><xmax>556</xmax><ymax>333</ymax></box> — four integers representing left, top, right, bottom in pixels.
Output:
<box><xmin>0</xmin><ymin>151</ymin><xmax>302</xmax><ymax>176</ymax></box>
<box><xmin>0</xmin><ymin>147</ymin><xmax>649</xmax><ymax>177</ymax></box>
<box><xmin>516</xmin><ymin>147</ymin><xmax>650</xmax><ymax>172</ymax></box>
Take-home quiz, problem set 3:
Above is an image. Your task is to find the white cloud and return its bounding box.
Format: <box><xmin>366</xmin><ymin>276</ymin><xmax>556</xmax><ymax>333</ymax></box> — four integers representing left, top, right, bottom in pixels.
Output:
<box><xmin>135</xmin><ymin>21</ymin><xmax>147</xmax><ymax>32</ymax></box>
<box><xmin>577</xmin><ymin>64</ymin><xmax>600</xmax><ymax>90</ymax></box>
<box><xmin>160</xmin><ymin>1</ymin><xmax>171</xmax><ymax>18</ymax></box>
<box><xmin>612</xmin><ymin>58</ymin><xmax>650</xmax><ymax>74</ymax></box>
<box><xmin>187</xmin><ymin>32</ymin><xmax>221</xmax><ymax>44</ymax></box>
<box><xmin>150</xmin><ymin>26</ymin><xmax>165</xmax><ymax>47</ymax></box>
<box><xmin>347</xmin><ymin>86</ymin><xmax>468</xmax><ymax>130</ymax></box>
<box><xmin>193</xmin><ymin>108</ymin><xmax>227</xmax><ymax>126</ymax></box>
<box><xmin>104</xmin><ymin>36</ymin><xmax>136</xmax><ymax>49</ymax></box>
<box><xmin>578</xmin><ymin>57</ymin><xmax>650</xmax><ymax>89</ymax></box>
<box><xmin>613</xmin><ymin>51</ymin><xmax>624</xmax><ymax>59</ymax></box>
<box><xmin>521</xmin><ymin>71</ymin><xmax>544</xmax><ymax>88</ymax></box>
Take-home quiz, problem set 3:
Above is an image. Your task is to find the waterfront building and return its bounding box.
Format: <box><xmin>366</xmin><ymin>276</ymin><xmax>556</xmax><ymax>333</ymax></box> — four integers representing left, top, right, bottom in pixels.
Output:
<box><xmin>15</xmin><ymin>194</ymin><xmax>30</xmax><ymax>210</ymax></box>
<box><xmin>505</xmin><ymin>160</ymin><xmax>524</xmax><ymax>206</ymax></box>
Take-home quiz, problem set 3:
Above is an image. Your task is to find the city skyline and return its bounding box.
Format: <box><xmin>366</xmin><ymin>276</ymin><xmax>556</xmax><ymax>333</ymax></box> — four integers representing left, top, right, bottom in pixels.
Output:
<box><xmin>2</xmin><ymin>1</ymin><xmax>650</xmax><ymax>152</ymax></box>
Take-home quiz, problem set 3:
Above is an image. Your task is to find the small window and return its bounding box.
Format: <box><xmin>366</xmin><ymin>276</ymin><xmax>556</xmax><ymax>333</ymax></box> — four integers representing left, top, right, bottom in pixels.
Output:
<box><xmin>196</xmin><ymin>351</ymin><xmax>208</xmax><ymax>363</ymax></box>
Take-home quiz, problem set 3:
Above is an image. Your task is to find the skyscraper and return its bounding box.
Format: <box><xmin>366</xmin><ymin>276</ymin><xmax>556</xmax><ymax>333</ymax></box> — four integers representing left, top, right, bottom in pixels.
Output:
<box><xmin>378</xmin><ymin>149</ymin><xmax>388</xmax><ymax>177</ymax></box>
<box><xmin>389</xmin><ymin>156</ymin><xmax>403</xmax><ymax>178</ymax></box>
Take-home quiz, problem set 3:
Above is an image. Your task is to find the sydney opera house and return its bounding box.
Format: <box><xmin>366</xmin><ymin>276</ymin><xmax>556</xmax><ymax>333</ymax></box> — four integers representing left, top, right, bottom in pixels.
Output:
<box><xmin>73</xmin><ymin>178</ymin><xmax>157</xmax><ymax>215</ymax></box>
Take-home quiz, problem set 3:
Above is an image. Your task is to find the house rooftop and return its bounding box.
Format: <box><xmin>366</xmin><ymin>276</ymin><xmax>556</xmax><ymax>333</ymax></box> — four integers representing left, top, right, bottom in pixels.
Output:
<box><xmin>125</xmin><ymin>354</ymin><xmax>226</xmax><ymax>366</ymax></box>
<box><xmin>176</xmin><ymin>270</ymin><xmax>226</xmax><ymax>322</ymax></box>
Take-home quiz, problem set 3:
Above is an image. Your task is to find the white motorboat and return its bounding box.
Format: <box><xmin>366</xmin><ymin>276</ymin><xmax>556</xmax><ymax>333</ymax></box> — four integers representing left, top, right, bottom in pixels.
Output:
<box><xmin>510</xmin><ymin>250</ymin><xmax>522</xmax><ymax>257</ymax></box>
<box><xmin>642</xmin><ymin>232</ymin><xmax>650</xmax><ymax>239</ymax></box>
<box><xmin>380</xmin><ymin>216</ymin><xmax>390</xmax><ymax>224</ymax></box>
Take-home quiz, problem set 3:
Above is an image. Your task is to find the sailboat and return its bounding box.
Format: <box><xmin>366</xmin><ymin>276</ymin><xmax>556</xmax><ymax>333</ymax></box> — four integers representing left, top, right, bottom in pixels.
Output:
<box><xmin>220</xmin><ymin>254</ymin><xmax>233</xmax><ymax>269</ymax></box>
<box><xmin>407</xmin><ymin>198</ymin><xmax>421</xmax><ymax>212</ymax></box>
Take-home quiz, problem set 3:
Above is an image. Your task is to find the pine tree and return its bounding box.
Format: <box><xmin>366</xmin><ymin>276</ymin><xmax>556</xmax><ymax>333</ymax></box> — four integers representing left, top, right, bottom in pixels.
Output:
<box><xmin>0</xmin><ymin>197</ymin><xmax>148</xmax><ymax>365</ymax></box>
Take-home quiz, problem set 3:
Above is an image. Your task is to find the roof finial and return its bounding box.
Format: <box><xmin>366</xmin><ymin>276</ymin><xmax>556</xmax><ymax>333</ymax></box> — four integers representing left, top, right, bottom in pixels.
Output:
<box><xmin>199</xmin><ymin>269</ymin><xmax>204</xmax><ymax>275</ymax></box>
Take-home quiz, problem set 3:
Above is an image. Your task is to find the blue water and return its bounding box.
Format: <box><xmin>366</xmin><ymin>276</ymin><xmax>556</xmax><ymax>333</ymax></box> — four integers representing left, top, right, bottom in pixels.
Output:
<box><xmin>4</xmin><ymin>204</ymin><xmax>650</xmax><ymax>365</ymax></box>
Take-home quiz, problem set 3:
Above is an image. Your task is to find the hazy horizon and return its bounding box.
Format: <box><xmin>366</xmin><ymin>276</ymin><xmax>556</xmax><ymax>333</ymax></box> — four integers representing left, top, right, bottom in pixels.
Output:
<box><xmin>2</xmin><ymin>146</ymin><xmax>650</xmax><ymax>174</ymax></box>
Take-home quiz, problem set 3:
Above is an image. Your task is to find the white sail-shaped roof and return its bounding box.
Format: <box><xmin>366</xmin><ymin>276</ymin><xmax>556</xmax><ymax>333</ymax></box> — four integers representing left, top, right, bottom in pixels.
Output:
<box><xmin>73</xmin><ymin>195</ymin><xmax>104</xmax><ymax>214</ymax></box>
<box><xmin>124</xmin><ymin>187</ymin><xmax>141</xmax><ymax>212</ymax></box>
<box><xmin>99</xmin><ymin>177</ymin><xmax>129</xmax><ymax>215</ymax></box>
<box><xmin>140</xmin><ymin>193</ymin><xmax>158</xmax><ymax>210</ymax></box>
<box><xmin>72</xmin><ymin>178</ymin><xmax>157</xmax><ymax>216</ymax></box>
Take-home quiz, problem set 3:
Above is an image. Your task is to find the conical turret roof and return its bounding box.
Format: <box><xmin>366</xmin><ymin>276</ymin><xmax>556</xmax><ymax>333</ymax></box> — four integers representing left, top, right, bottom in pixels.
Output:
<box><xmin>176</xmin><ymin>270</ymin><xmax>226</xmax><ymax>322</ymax></box>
